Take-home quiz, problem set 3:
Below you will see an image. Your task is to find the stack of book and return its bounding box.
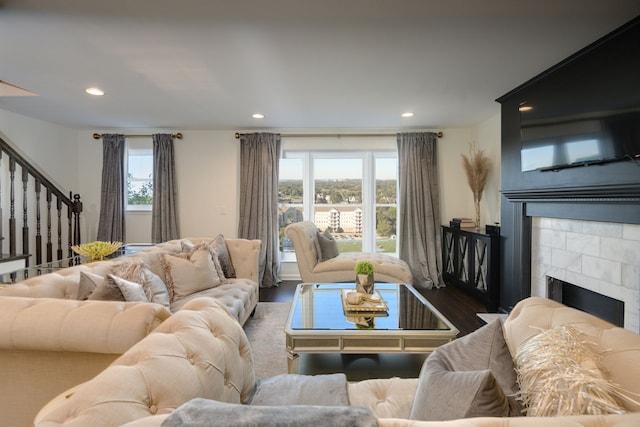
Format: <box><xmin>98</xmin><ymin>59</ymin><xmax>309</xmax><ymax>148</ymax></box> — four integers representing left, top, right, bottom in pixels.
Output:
<box><xmin>449</xmin><ymin>217</ymin><xmax>475</xmax><ymax>228</ymax></box>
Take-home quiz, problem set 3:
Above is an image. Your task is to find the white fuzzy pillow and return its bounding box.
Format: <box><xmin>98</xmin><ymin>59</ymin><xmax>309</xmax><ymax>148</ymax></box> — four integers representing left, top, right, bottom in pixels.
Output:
<box><xmin>515</xmin><ymin>325</ymin><xmax>629</xmax><ymax>416</ymax></box>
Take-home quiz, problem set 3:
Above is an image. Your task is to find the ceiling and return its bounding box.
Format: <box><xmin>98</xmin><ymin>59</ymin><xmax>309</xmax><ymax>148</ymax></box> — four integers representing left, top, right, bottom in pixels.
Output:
<box><xmin>0</xmin><ymin>0</ymin><xmax>638</xmax><ymax>131</ymax></box>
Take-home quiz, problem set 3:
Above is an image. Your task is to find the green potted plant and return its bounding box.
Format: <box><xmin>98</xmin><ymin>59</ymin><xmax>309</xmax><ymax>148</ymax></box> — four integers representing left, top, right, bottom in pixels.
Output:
<box><xmin>355</xmin><ymin>260</ymin><xmax>375</xmax><ymax>294</ymax></box>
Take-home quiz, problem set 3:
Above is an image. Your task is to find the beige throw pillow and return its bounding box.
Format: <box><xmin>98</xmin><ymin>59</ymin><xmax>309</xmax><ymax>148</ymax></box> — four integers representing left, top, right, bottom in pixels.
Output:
<box><xmin>182</xmin><ymin>239</ymin><xmax>228</xmax><ymax>284</ymax></box>
<box><xmin>162</xmin><ymin>244</ymin><xmax>222</xmax><ymax>301</ymax></box>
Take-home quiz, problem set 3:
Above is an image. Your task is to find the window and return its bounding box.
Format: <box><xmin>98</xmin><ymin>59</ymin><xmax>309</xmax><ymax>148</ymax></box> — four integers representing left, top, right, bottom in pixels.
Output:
<box><xmin>126</xmin><ymin>143</ymin><xmax>153</xmax><ymax>211</ymax></box>
<box><xmin>278</xmin><ymin>151</ymin><xmax>398</xmax><ymax>256</ymax></box>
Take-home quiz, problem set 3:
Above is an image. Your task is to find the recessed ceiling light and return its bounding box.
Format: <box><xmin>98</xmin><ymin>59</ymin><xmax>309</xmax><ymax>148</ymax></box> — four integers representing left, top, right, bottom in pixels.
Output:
<box><xmin>401</xmin><ymin>112</ymin><xmax>414</xmax><ymax>118</ymax></box>
<box><xmin>85</xmin><ymin>87</ymin><xmax>104</xmax><ymax>96</ymax></box>
<box><xmin>252</xmin><ymin>113</ymin><xmax>265</xmax><ymax>119</ymax></box>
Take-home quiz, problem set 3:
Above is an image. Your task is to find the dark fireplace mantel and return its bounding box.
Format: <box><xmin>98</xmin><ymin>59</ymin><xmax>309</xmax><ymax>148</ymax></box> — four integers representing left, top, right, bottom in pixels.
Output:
<box><xmin>503</xmin><ymin>183</ymin><xmax>640</xmax><ymax>225</ymax></box>
<box><xmin>495</xmin><ymin>17</ymin><xmax>640</xmax><ymax>311</ymax></box>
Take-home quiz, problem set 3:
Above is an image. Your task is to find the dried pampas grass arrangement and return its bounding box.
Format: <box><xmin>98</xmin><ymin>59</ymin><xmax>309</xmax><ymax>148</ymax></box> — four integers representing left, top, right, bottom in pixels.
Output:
<box><xmin>460</xmin><ymin>144</ymin><xmax>490</xmax><ymax>227</ymax></box>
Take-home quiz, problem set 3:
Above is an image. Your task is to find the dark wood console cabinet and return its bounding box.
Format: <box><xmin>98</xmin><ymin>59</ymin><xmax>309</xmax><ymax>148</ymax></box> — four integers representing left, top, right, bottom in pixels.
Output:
<box><xmin>442</xmin><ymin>226</ymin><xmax>500</xmax><ymax>311</ymax></box>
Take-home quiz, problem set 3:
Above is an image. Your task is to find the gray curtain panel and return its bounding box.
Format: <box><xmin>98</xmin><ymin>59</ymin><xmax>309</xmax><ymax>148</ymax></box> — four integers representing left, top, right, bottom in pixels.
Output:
<box><xmin>397</xmin><ymin>132</ymin><xmax>443</xmax><ymax>289</ymax></box>
<box><xmin>96</xmin><ymin>134</ymin><xmax>126</xmax><ymax>242</ymax></box>
<box><xmin>152</xmin><ymin>133</ymin><xmax>180</xmax><ymax>243</ymax></box>
<box><xmin>238</xmin><ymin>132</ymin><xmax>281</xmax><ymax>287</ymax></box>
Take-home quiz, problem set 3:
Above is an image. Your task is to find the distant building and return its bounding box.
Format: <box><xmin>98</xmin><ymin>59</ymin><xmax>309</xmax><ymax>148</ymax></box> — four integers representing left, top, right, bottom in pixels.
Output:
<box><xmin>314</xmin><ymin>206</ymin><xmax>362</xmax><ymax>233</ymax></box>
<box><xmin>279</xmin><ymin>207</ymin><xmax>303</xmax><ymax>228</ymax></box>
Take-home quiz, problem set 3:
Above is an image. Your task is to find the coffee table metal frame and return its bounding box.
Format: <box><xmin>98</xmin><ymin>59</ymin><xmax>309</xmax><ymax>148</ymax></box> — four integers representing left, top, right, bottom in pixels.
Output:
<box><xmin>284</xmin><ymin>283</ymin><xmax>459</xmax><ymax>373</ymax></box>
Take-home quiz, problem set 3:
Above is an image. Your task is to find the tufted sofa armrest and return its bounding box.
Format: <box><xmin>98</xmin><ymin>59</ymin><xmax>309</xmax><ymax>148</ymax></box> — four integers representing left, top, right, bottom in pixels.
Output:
<box><xmin>503</xmin><ymin>297</ymin><xmax>640</xmax><ymax>412</ymax></box>
<box><xmin>225</xmin><ymin>238</ymin><xmax>262</xmax><ymax>282</ymax></box>
<box><xmin>35</xmin><ymin>297</ymin><xmax>256</xmax><ymax>427</ymax></box>
<box><xmin>0</xmin><ymin>296</ymin><xmax>171</xmax><ymax>427</ymax></box>
<box><xmin>0</xmin><ymin>260</ymin><xmax>117</xmax><ymax>299</ymax></box>
<box><xmin>285</xmin><ymin>221</ymin><xmax>321</xmax><ymax>281</ymax></box>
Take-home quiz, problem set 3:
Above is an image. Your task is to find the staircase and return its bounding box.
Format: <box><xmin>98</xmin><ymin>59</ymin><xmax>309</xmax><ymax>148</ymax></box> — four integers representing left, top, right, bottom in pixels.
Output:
<box><xmin>0</xmin><ymin>135</ymin><xmax>82</xmax><ymax>274</ymax></box>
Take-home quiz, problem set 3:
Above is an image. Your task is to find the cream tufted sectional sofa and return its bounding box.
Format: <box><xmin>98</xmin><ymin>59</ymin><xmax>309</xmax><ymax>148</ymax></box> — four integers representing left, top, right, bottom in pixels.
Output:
<box><xmin>35</xmin><ymin>297</ymin><xmax>255</xmax><ymax>427</ymax></box>
<box><xmin>33</xmin><ymin>297</ymin><xmax>640</xmax><ymax>427</ymax></box>
<box><xmin>0</xmin><ymin>237</ymin><xmax>260</xmax><ymax>427</ymax></box>
<box><xmin>285</xmin><ymin>221</ymin><xmax>414</xmax><ymax>285</ymax></box>
<box><xmin>0</xmin><ymin>237</ymin><xmax>261</xmax><ymax>323</ymax></box>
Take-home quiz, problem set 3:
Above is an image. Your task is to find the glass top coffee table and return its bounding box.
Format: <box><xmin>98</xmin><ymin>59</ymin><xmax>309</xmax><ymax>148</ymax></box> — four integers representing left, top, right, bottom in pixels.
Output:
<box><xmin>284</xmin><ymin>283</ymin><xmax>459</xmax><ymax>374</ymax></box>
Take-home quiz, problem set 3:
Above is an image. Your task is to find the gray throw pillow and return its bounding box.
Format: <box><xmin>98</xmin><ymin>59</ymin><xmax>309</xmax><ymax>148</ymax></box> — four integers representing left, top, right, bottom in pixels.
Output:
<box><xmin>77</xmin><ymin>271</ymin><xmax>102</xmax><ymax>300</ymax></box>
<box><xmin>249</xmin><ymin>373</ymin><xmax>349</xmax><ymax>406</ymax></box>
<box><xmin>105</xmin><ymin>274</ymin><xmax>149</xmax><ymax>302</ymax></box>
<box><xmin>317</xmin><ymin>229</ymin><xmax>339</xmax><ymax>261</ymax></box>
<box><xmin>161</xmin><ymin>398</ymin><xmax>378</xmax><ymax>427</ymax></box>
<box><xmin>409</xmin><ymin>319</ymin><xmax>521</xmax><ymax>421</ymax></box>
<box><xmin>87</xmin><ymin>274</ymin><xmax>126</xmax><ymax>301</ymax></box>
<box><xmin>209</xmin><ymin>234</ymin><xmax>236</xmax><ymax>278</ymax></box>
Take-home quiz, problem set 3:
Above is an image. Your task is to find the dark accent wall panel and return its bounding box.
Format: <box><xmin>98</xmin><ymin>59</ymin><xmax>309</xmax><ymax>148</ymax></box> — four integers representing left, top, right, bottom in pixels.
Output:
<box><xmin>496</xmin><ymin>16</ymin><xmax>640</xmax><ymax>312</ymax></box>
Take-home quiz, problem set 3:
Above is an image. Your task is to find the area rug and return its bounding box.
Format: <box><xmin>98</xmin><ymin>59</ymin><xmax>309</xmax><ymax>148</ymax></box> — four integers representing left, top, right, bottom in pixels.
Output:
<box><xmin>243</xmin><ymin>302</ymin><xmax>291</xmax><ymax>380</ymax></box>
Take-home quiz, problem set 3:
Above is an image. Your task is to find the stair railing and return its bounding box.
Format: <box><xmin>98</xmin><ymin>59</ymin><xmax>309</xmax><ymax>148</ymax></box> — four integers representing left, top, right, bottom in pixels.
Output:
<box><xmin>0</xmin><ymin>136</ymin><xmax>82</xmax><ymax>266</ymax></box>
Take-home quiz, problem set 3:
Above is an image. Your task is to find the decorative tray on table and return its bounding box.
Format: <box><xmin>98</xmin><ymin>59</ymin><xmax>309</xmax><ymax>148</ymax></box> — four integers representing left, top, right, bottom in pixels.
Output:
<box><xmin>341</xmin><ymin>289</ymin><xmax>388</xmax><ymax>314</ymax></box>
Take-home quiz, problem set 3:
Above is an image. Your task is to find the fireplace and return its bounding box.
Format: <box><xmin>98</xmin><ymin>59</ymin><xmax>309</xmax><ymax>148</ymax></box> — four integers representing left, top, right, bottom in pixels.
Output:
<box><xmin>547</xmin><ymin>276</ymin><xmax>625</xmax><ymax>327</ymax></box>
<box><xmin>530</xmin><ymin>217</ymin><xmax>639</xmax><ymax>332</ymax></box>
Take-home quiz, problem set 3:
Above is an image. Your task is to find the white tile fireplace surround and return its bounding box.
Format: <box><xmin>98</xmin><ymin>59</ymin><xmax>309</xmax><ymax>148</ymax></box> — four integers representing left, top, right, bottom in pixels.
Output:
<box><xmin>531</xmin><ymin>217</ymin><xmax>640</xmax><ymax>333</ymax></box>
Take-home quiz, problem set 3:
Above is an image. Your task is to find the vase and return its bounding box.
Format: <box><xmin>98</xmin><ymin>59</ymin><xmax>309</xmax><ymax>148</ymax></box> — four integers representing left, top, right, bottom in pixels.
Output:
<box><xmin>356</xmin><ymin>273</ymin><xmax>375</xmax><ymax>294</ymax></box>
<box><xmin>473</xmin><ymin>191</ymin><xmax>482</xmax><ymax>229</ymax></box>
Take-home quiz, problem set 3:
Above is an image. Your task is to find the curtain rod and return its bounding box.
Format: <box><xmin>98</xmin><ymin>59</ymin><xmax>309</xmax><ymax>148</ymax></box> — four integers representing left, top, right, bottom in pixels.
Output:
<box><xmin>93</xmin><ymin>132</ymin><xmax>183</xmax><ymax>140</ymax></box>
<box><xmin>234</xmin><ymin>131</ymin><xmax>443</xmax><ymax>139</ymax></box>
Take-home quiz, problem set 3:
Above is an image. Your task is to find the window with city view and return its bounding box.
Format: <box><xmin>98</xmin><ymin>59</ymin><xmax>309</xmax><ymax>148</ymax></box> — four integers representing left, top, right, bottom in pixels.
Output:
<box><xmin>278</xmin><ymin>151</ymin><xmax>398</xmax><ymax>256</ymax></box>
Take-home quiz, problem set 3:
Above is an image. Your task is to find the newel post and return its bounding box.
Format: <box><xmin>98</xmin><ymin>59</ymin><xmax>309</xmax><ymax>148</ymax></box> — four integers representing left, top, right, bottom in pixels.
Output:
<box><xmin>72</xmin><ymin>193</ymin><xmax>83</xmax><ymax>245</ymax></box>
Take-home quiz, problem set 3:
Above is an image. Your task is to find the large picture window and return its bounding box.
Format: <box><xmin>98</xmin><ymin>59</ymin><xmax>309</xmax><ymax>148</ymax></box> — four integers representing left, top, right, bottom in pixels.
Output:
<box><xmin>278</xmin><ymin>151</ymin><xmax>398</xmax><ymax>257</ymax></box>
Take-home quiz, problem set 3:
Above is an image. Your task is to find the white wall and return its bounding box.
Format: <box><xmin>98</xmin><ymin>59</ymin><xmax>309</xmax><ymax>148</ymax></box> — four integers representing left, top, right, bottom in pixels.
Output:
<box><xmin>1</xmin><ymin>110</ymin><xmax>502</xmax><ymax>247</ymax></box>
<box><xmin>77</xmin><ymin>130</ymin><xmax>240</xmax><ymax>243</ymax></box>
<box><xmin>472</xmin><ymin>112</ymin><xmax>502</xmax><ymax>227</ymax></box>
<box><xmin>0</xmin><ymin>109</ymin><xmax>78</xmax><ymax>192</ymax></box>
<box><xmin>0</xmin><ymin>109</ymin><xmax>80</xmax><ymax>255</ymax></box>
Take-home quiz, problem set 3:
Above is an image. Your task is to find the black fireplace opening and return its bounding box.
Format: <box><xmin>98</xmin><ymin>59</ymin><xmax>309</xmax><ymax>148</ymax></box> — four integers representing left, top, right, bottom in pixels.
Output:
<box><xmin>547</xmin><ymin>277</ymin><xmax>625</xmax><ymax>327</ymax></box>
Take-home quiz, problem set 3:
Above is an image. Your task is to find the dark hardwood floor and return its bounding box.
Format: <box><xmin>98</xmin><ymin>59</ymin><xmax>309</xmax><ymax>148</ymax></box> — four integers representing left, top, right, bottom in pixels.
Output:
<box><xmin>260</xmin><ymin>280</ymin><xmax>487</xmax><ymax>337</ymax></box>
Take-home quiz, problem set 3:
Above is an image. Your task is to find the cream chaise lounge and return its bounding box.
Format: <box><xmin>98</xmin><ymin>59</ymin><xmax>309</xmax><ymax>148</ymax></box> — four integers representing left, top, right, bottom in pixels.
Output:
<box><xmin>285</xmin><ymin>221</ymin><xmax>413</xmax><ymax>285</ymax></box>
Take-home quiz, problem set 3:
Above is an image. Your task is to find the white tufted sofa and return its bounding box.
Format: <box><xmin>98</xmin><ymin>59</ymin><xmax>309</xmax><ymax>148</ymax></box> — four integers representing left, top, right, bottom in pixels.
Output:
<box><xmin>0</xmin><ymin>237</ymin><xmax>262</xmax><ymax>324</ymax></box>
<box><xmin>0</xmin><ymin>297</ymin><xmax>171</xmax><ymax>427</ymax></box>
<box><xmin>35</xmin><ymin>297</ymin><xmax>640</xmax><ymax>427</ymax></box>
<box><xmin>0</xmin><ymin>237</ymin><xmax>260</xmax><ymax>427</ymax></box>
<box><xmin>285</xmin><ymin>221</ymin><xmax>413</xmax><ymax>285</ymax></box>
<box><xmin>35</xmin><ymin>297</ymin><xmax>255</xmax><ymax>427</ymax></box>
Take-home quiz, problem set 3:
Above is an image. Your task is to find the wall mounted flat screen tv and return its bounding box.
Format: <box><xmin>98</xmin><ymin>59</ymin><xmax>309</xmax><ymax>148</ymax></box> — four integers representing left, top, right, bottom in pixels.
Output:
<box><xmin>520</xmin><ymin>110</ymin><xmax>640</xmax><ymax>172</ymax></box>
<box><xmin>519</xmin><ymin>19</ymin><xmax>640</xmax><ymax>172</ymax></box>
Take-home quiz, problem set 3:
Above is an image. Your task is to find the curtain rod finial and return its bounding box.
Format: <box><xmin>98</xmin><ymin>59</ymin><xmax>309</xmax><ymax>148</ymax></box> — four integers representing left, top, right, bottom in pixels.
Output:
<box><xmin>93</xmin><ymin>133</ymin><xmax>101</xmax><ymax>139</ymax></box>
<box><xmin>235</xmin><ymin>132</ymin><xmax>240</xmax><ymax>139</ymax></box>
<box><xmin>436</xmin><ymin>131</ymin><xmax>443</xmax><ymax>138</ymax></box>
<box><xmin>175</xmin><ymin>132</ymin><xmax>183</xmax><ymax>139</ymax></box>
